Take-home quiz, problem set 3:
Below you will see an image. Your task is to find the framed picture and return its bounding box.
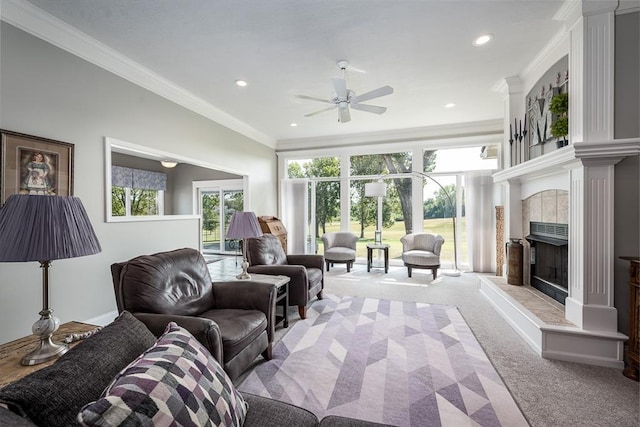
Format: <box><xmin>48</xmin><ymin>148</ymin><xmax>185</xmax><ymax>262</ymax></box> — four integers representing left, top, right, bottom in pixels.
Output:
<box><xmin>0</xmin><ymin>129</ymin><xmax>74</xmax><ymax>205</ymax></box>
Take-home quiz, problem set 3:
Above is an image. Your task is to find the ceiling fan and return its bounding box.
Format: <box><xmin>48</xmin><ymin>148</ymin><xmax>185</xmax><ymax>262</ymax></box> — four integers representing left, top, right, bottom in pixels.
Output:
<box><xmin>296</xmin><ymin>60</ymin><xmax>394</xmax><ymax>123</ymax></box>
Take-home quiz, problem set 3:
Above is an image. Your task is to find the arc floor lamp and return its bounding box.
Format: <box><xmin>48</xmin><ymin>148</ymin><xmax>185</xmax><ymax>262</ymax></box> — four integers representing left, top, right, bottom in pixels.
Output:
<box><xmin>413</xmin><ymin>171</ymin><xmax>460</xmax><ymax>276</ymax></box>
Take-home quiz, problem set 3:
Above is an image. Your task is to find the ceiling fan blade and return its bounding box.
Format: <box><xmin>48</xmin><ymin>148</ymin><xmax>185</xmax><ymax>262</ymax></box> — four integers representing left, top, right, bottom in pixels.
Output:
<box><xmin>338</xmin><ymin>105</ymin><xmax>351</xmax><ymax>123</ymax></box>
<box><xmin>295</xmin><ymin>94</ymin><xmax>333</xmax><ymax>104</ymax></box>
<box><xmin>331</xmin><ymin>77</ymin><xmax>348</xmax><ymax>100</ymax></box>
<box><xmin>350</xmin><ymin>103</ymin><xmax>387</xmax><ymax>114</ymax></box>
<box><xmin>304</xmin><ymin>105</ymin><xmax>337</xmax><ymax>117</ymax></box>
<box><xmin>351</xmin><ymin>85</ymin><xmax>394</xmax><ymax>104</ymax></box>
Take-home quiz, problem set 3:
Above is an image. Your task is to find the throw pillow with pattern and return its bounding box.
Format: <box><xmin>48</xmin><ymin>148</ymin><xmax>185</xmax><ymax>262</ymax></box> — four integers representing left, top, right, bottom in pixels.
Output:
<box><xmin>77</xmin><ymin>322</ymin><xmax>247</xmax><ymax>427</ymax></box>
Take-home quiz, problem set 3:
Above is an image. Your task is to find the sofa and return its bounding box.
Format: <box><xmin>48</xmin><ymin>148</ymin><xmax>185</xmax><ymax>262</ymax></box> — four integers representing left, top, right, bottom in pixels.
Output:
<box><xmin>0</xmin><ymin>311</ymin><xmax>393</xmax><ymax>427</ymax></box>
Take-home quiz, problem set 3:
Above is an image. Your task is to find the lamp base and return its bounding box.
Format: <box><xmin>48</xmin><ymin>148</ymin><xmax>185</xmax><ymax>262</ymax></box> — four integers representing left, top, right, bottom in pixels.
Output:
<box><xmin>236</xmin><ymin>259</ymin><xmax>251</xmax><ymax>280</ymax></box>
<box><xmin>21</xmin><ymin>336</ymin><xmax>68</xmax><ymax>366</ymax></box>
<box><xmin>442</xmin><ymin>269</ymin><xmax>462</xmax><ymax>277</ymax></box>
<box><xmin>21</xmin><ymin>309</ymin><xmax>68</xmax><ymax>366</ymax></box>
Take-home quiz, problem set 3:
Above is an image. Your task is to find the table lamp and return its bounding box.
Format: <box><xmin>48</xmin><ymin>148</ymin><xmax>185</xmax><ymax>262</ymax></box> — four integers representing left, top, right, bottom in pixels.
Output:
<box><xmin>226</xmin><ymin>211</ymin><xmax>263</xmax><ymax>279</ymax></box>
<box><xmin>0</xmin><ymin>194</ymin><xmax>102</xmax><ymax>365</ymax></box>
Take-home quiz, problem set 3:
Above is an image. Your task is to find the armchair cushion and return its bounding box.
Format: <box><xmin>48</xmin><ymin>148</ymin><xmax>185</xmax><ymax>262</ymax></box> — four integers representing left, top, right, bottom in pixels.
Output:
<box><xmin>112</xmin><ymin>248</ymin><xmax>214</xmax><ymax>315</ymax></box>
<box><xmin>78</xmin><ymin>322</ymin><xmax>247</xmax><ymax>427</ymax></box>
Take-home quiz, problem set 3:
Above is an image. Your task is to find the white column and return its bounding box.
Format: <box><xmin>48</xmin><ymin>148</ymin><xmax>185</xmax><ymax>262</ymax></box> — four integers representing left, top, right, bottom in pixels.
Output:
<box><xmin>497</xmin><ymin>76</ymin><xmax>525</xmax><ymax>168</ymax></box>
<box><xmin>564</xmin><ymin>0</ymin><xmax>619</xmax><ymax>331</ymax></box>
<box><xmin>340</xmin><ymin>154</ymin><xmax>351</xmax><ymax>231</ymax></box>
<box><xmin>566</xmin><ymin>158</ymin><xmax>620</xmax><ymax>331</ymax></box>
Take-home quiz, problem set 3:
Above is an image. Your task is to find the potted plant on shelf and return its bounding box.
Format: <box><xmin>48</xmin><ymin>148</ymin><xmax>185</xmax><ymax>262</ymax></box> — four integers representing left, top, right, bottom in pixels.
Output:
<box><xmin>550</xmin><ymin>92</ymin><xmax>568</xmax><ymax>148</ymax></box>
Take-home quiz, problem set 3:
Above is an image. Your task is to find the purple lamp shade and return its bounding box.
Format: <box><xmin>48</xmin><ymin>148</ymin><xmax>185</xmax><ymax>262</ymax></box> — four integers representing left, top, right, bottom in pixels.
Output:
<box><xmin>226</xmin><ymin>211</ymin><xmax>263</xmax><ymax>240</ymax></box>
<box><xmin>0</xmin><ymin>194</ymin><xmax>102</xmax><ymax>262</ymax></box>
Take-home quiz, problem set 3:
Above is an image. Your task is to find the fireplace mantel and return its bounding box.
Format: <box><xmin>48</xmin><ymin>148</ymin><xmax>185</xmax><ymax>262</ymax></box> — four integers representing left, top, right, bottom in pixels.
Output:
<box><xmin>493</xmin><ymin>138</ymin><xmax>640</xmax><ymax>184</ymax></box>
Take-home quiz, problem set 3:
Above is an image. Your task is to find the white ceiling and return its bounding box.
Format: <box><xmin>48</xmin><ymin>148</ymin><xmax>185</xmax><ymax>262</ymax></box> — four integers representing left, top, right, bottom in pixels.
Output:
<box><xmin>19</xmin><ymin>0</ymin><xmax>566</xmax><ymax>147</ymax></box>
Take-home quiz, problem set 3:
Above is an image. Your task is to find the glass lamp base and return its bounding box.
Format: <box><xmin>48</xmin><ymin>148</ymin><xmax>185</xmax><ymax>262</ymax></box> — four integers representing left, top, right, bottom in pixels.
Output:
<box><xmin>236</xmin><ymin>259</ymin><xmax>251</xmax><ymax>280</ymax></box>
<box><xmin>21</xmin><ymin>309</ymin><xmax>68</xmax><ymax>366</ymax></box>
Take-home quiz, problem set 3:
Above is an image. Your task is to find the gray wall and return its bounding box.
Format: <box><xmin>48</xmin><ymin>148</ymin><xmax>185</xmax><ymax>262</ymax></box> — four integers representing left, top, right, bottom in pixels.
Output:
<box><xmin>615</xmin><ymin>12</ymin><xmax>640</xmax><ymax>139</ymax></box>
<box><xmin>0</xmin><ymin>23</ymin><xmax>277</xmax><ymax>343</ymax></box>
<box><xmin>613</xmin><ymin>12</ymin><xmax>640</xmax><ymax>336</ymax></box>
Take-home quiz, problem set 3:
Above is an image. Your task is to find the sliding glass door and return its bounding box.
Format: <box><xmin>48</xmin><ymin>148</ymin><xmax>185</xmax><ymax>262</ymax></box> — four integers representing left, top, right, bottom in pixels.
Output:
<box><xmin>196</xmin><ymin>180</ymin><xmax>244</xmax><ymax>255</ymax></box>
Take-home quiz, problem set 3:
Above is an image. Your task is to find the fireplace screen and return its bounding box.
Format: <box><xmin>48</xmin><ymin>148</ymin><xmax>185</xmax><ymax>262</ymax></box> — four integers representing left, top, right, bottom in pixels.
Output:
<box><xmin>526</xmin><ymin>222</ymin><xmax>568</xmax><ymax>304</ymax></box>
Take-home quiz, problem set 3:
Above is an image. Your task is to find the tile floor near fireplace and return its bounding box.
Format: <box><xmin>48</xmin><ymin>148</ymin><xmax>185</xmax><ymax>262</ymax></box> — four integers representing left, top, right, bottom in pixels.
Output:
<box><xmin>483</xmin><ymin>276</ymin><xmax>573</xmax><ymax>327</ymax></box>
<box><xmin>479</xmin><ymin>274</ymin><xmax>626</xmax><ymax>368</ymax></box>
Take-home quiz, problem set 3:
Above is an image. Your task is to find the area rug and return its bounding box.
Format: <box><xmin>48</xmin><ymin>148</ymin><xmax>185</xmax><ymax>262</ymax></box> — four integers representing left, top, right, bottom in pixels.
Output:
<box><xmin>238</xmin><ymin>294</ymin><xmax>528</xmax><ymax>427</ymax></box>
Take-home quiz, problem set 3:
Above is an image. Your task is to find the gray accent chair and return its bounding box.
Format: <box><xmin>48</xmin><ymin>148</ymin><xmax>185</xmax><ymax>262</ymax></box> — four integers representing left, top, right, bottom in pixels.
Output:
<box><xmin>400</xmin><ymin>232</ymin><xmax>445</xmax><ymax>279</ymax></box>
<box><xmin>321</xmin><ymin>231</ymin><xmax>358</xmax><ymax>272</ymax></box>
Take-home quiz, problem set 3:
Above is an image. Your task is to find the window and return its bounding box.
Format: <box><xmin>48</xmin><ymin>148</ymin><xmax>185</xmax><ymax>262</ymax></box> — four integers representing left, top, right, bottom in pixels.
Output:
<box><xmin>111</xmin><ymin>166</ymin><xmax>166</xmax><ymax>217</ymax></box>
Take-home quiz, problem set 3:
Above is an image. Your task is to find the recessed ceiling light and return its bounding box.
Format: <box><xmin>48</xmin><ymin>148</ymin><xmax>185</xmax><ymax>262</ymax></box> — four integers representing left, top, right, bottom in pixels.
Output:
<box><xmin>473</xmin><ymin>34</ymin><xmax>493</xmax><ymax>46</ymax></box>
<box><xmin>290</xmin><ymin>123</ymin><xmax>298</xmax><ymax>127</ymax></box>
<box><xmin>235</xmin><ymin>80</ymin><xmax>247</xmax><ymax>87</ymax></box>
<box><xmin>445</xmin><ymin>103</ymin><xmax>456</xmax><ymax>109</ymax></box>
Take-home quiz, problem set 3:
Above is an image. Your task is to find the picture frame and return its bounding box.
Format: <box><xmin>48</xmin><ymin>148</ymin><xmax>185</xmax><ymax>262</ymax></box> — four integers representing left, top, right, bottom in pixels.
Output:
<box><xmin>0</xmin><ymin>129</ymin><xmax>74</xmax><ymax>205</ymax></box>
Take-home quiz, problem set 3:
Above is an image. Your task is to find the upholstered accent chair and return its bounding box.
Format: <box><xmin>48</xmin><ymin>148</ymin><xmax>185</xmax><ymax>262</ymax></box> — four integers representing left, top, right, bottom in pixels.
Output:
<box><xmin>400</xmin><ymin>233</ymin><xmax>445</xmax><ymax>279</ymax></box>
<box><xmin>246</xmin><ymin>234</ymin><xmax>324</xmax><ymax>320</ymax></box>
<box><xmin>110</xmin><ymin>247</ymin><xmax>277</xmax><ymax>381</ymax></box>
<box><xmin>321</xmin><ymin>232</ymin><xmax>358</xmax><ymax>272</ymax></box>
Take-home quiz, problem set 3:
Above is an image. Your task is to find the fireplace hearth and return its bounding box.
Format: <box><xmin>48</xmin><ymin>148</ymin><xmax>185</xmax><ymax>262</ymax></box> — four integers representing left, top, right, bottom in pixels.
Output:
<box><xmin>526</xmin><ymin>222</ymin><xmax>568</xmax><ymax>304</ymax></box>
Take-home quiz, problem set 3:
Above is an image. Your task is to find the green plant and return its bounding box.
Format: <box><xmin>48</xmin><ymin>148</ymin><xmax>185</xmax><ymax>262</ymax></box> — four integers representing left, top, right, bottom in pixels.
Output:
<box><xmin>549</xmin><ymin>92</ymin><xmax>568</xmax><ymax>141</ymax></box>
<box><xmin>549</xmin><ymin>92</ymin><xmax>568</xmax><ymax>115</ymax></box>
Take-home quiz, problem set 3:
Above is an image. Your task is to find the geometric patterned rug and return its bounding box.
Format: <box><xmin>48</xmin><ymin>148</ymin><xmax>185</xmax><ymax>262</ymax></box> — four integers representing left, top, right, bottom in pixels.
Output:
<box><xmin>238</xmin><ymin>294</ymin><xmax>529</xmax><ymax>426</ymax></box>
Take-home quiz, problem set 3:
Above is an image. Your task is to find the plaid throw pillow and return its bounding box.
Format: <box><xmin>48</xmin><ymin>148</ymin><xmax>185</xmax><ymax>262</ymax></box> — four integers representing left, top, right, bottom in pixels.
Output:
<box><xmin>77</xmin><ymin>322</ymin><xmax>247</xmax><ymax>427</ymax></box>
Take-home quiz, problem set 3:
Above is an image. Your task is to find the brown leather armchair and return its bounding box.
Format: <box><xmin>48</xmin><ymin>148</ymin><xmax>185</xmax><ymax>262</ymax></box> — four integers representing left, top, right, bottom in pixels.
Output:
<box><xmin>110</xmin><ymin>247</ymin><xmax>277</xmax><ymax>382</ymax></box>
<box><xmin>245</xmin><ymin>234</ymin><xmax>324</xmax><ymax>319</ymax></box>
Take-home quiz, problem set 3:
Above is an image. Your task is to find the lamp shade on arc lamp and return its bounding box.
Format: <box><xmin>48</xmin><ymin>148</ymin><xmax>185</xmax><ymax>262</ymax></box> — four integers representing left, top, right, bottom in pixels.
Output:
<box><xmin>0</xmin><ymin>194</ymin><xmax>102</xmax><ymax>365</ymax></box>
<box><xmin>226</xmin><ymin>211</ymin><xmax>263</xmax><ymax>279</ymax></box>
<box><xmin>365</xmin><ymin>181</ymin><xmax>387</xmax><ymax>244</ymax></box>
<box><xmin>364</xmin><ymin>182</ymin><xmax>387</xmax><ymax>197</ymax></box>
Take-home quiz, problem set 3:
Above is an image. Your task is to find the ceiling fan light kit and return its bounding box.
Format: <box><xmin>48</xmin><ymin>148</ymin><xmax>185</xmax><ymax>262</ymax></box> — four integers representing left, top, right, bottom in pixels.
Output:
<box><xmin>297</xmin><ymin>60</ymin><xmax>393</xmax><ymax>123</ymax></box>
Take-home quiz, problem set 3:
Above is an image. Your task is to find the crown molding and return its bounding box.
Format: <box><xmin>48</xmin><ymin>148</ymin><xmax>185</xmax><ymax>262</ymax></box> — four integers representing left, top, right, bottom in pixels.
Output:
<box><xmin>276</xmin><ymin>119</ymin><xmax>503</xmax><ymax>153</ymax></box>
<box><xmin>0</xmin><ymin>0</ymin><xmax>276</xmax><ymax>149</ymax></box>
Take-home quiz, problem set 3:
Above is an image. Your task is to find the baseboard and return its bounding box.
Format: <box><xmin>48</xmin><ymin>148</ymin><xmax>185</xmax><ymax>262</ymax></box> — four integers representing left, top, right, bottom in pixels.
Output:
<box><xmin>83</xmin><ymin>310</ymin><xmax>119</xmax><ymax>326</ymax></box>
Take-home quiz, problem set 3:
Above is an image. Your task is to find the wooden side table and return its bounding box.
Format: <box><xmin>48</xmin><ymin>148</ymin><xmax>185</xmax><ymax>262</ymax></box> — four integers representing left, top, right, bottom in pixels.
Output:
<box><xmin>621</xmin><ymin>256</ymin><xmax>639</xmax><ymax>381</ymax></box>
<box><xmin>0</xmin><ymin>321</ymin><xmax>99</xmax><ymax>388</ymax></box>
<box><xmin>367</xmin><ymin>243</ymin><xmax>390</xmax><ymax>273</ymax></box>
<box><xmin>243</xmin><ymin>274</ymin><xmax>290</xmax><ymax>328</ymax></box>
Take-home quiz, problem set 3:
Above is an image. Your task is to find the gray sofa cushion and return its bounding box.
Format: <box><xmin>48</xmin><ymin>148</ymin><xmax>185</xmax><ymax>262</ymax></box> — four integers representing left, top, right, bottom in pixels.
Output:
<box><xmin>0</xmin><ymin>311</ymin><xmax>156</xmax><ymax>427</ymax></box>
<box><xmin>242</xmin><ymin>393</ymin><xmax>319</xmax><ymax>426</ymax></box>
<box><xmin>319</xmin><ymin>415</ymin><xmax>396</xmax><ymax>426</ymax></box>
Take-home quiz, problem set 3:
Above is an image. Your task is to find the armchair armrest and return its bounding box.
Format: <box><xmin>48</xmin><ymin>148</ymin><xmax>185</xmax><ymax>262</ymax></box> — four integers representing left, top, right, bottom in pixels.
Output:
<box><xmin>212</xmin><ymin>280</ymin><xmax>277</xmax><ymax>343</ymax></box>
<box><xmin>433</xmin><ymin>238</ymin><xmax>444</xmax><ymax>256</ymax></box>
<box><xmin>286</xmin><ymin>254</ymin><xmax>324</xmax><ymax>270</ymax></box>
<box><xmin>400</xmin><ymin>234</ymin><xmax>415</xmax><ymax>252</ymax></box>
<box><xmin>131</xmin><ymin>312</ymin><xmax>223</xmax><ymax>363</ymax></box>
